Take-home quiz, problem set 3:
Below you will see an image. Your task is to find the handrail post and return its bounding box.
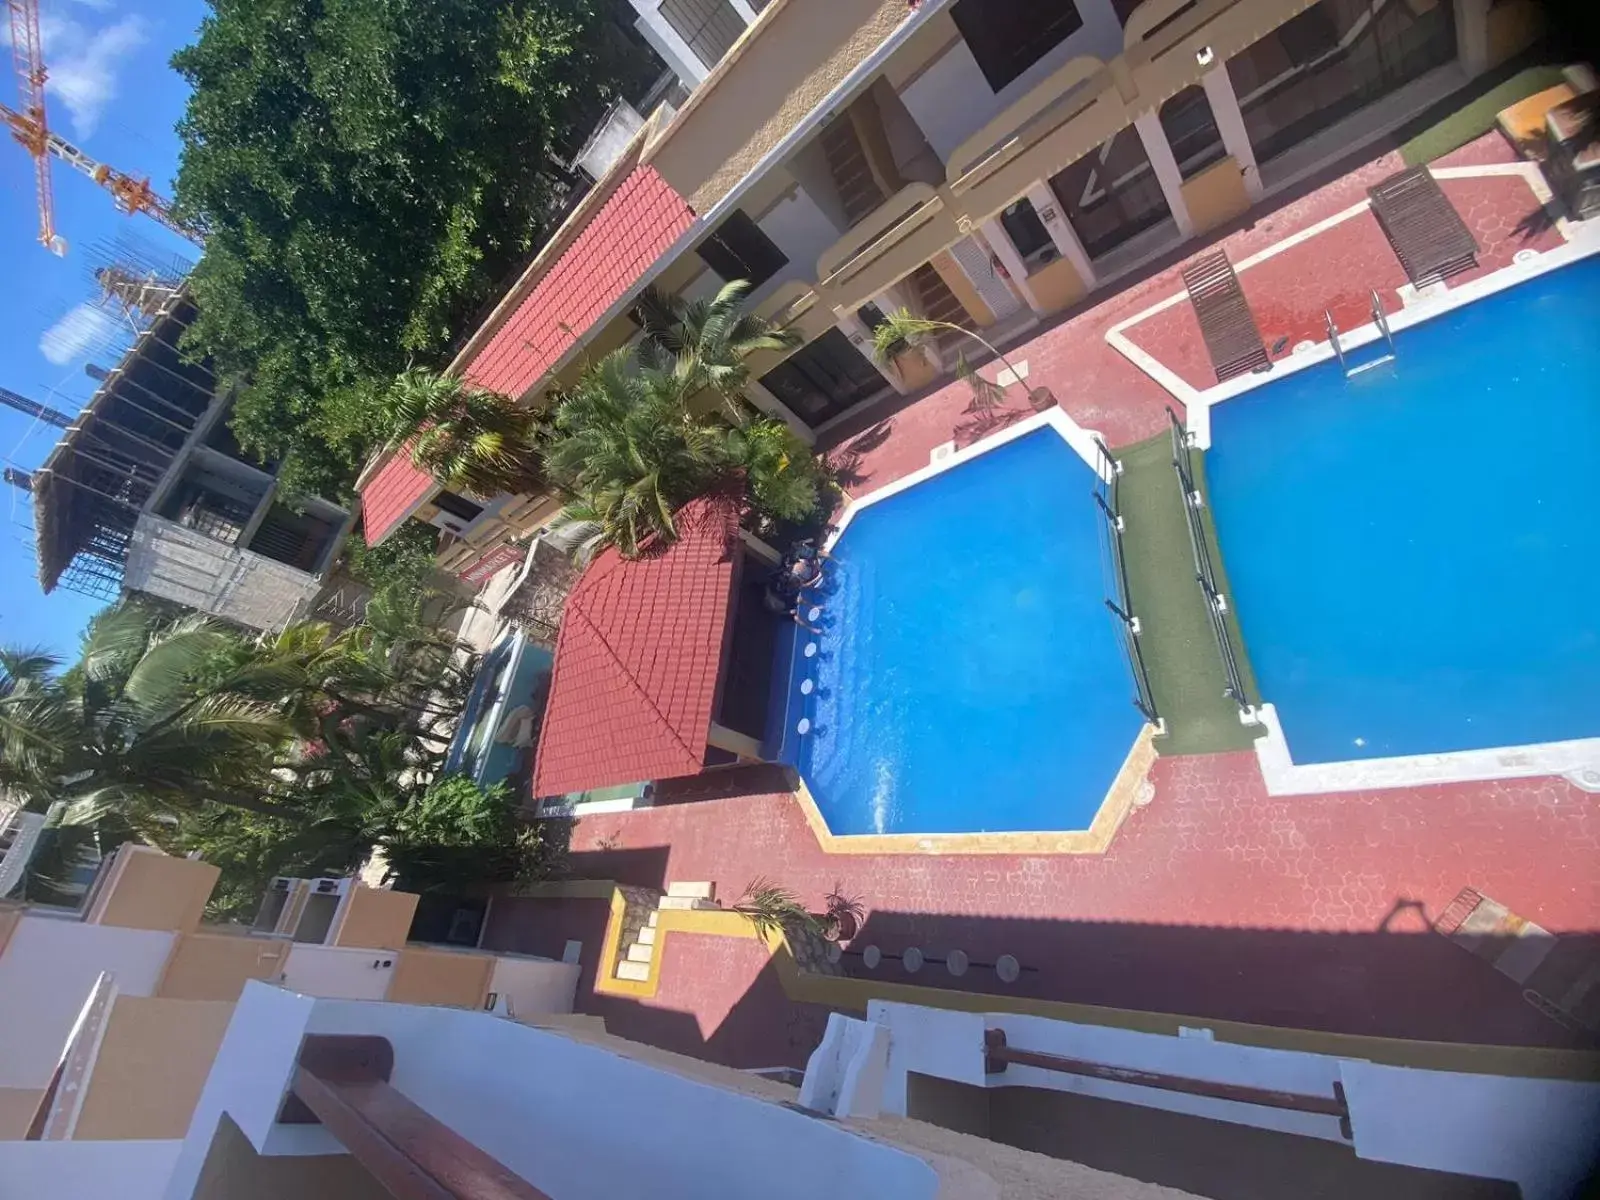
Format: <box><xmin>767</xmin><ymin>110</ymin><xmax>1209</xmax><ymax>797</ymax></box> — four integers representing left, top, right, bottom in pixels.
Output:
<box><xmin>1325</xmin><ymin>309</ymin><xmax>1347</xmax><ymax>374</ymax></box>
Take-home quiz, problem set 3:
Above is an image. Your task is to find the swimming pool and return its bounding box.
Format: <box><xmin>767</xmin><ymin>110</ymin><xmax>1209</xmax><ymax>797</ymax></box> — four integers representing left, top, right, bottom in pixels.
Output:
<box><xmin>445</xmin><ymin>629</ymin><xmax>553</xmax><ymax>786</ymax></box>
<box><xmin>1205</xmin><ymin>252</ymin><xmax>1600</xmax><ymax>765</ymax></box>
<box><xmin>778</xmin><ymin>426</ymin><xmax>1145</xmax><ymax>836</ymax></box>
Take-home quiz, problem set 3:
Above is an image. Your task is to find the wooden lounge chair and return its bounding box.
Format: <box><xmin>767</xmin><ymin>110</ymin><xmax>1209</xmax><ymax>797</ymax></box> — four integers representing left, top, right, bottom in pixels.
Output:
<box><xmin>1367</xmin><ymin>166</ymin><xmax>1479</xmax><ymax>288</ymax></box>
<box><xmin>1181</xmin><ymin>250</ymin><xmax>1270</xmax><ymax>383</ymax></box>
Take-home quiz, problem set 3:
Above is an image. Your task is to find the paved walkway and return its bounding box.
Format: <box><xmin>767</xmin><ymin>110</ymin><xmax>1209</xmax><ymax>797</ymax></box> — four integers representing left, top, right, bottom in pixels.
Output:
<box><xmin>484</xmin><ymin>132</ymin><xmax>1599</xmax><ymax>1067</ymax></box>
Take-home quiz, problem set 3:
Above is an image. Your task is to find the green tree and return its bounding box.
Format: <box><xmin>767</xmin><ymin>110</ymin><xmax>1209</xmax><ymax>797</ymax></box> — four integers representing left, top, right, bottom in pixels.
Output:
<box><xmin>381</xmin><ymin>369</ymin><xmax>546</xmax><ymax>499</ymax></box>
<box><xmin>635</xmin><ymin>280</ymin><xmax>801</xmax><ymax>420</ymax></box>
<box><xmin>544</xmin><ymin>351</ymin><xmax>730</xmax><ymax>558</ymax></box>
<box><xmin>171</xmin><ymin>0</ymin><xmax>660</xmax><ymax>498</ymax></box>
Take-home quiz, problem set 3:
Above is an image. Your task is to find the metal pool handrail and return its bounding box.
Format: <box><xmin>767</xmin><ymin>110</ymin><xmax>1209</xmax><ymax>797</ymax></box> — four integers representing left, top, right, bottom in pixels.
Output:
<box><xmin>1093</xmin><ymin>437</ymin><xmax>1161</xmax><ymax>726</ymax></box>
<box><xmin>1166</xmin><ymin>407</ymin><xmax>1251</xmax><ymax>713</ymax></box>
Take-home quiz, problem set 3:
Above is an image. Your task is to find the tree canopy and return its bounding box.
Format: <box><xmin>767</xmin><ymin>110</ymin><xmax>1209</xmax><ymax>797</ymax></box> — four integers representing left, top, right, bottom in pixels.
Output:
<box><xmin>171</xmin><ymin>0</ymin><xmax>659</xmax><ymax>499</ymax></box>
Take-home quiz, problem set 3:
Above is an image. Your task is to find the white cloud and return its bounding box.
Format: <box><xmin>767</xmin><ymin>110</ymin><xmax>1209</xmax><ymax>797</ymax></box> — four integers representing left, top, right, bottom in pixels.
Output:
<box><xmin>30</xmin><ymin>12</ymin><xmax>149</xmax><ymax>139</ymax></box>
<box><xmin>40</xmin><ymin>303</ymin><xmax>120</xmax><ymax>365</ymax></box>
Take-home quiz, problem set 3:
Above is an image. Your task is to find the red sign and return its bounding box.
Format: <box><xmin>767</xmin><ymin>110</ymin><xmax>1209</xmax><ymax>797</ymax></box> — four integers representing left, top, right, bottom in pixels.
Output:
<box><xmin>458</xmin><ymin>542</ymin><xmax>527</xmax><ymax>587</ymax></box>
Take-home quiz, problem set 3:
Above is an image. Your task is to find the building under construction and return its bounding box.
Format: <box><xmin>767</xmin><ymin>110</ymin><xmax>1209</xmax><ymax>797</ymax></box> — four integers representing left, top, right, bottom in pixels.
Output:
<box><xmin>24</xmin><ymin>280</ymin><xmax>356</xmax><ymax>630</ymax></box>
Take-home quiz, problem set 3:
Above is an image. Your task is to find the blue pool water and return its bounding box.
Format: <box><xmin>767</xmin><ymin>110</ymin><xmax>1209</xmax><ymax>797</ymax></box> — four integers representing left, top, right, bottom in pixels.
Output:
<box><xmin>779</xmin><ymin>429</ymin><xmax>1143</xmax><ymax>835</ymax></box>
<box><xmin>445</xmin><ymin>630</ymin><xmax>553</xmax><ymax>786</ymax></box>
<box><xmin>1207</xmin><ymin>253</ymin><xmax>1600</xmax><ymax>764</ymax></box>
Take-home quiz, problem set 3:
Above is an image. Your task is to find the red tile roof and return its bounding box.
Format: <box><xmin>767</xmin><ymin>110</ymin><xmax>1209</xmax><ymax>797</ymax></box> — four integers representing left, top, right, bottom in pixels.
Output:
<box><xmin>462</xmin><ymin>165</ymin><xmax>695</xmax><ymax>398</ymax></box>
<box><xmin>532</xmin><ymin>494</ymin><xmax>743</xmax><ymax>798</ymax></box>
<box><xmin>360</xmin><ymin>445</ymin><xmax>436</xmax><ymax>546</ymax></box>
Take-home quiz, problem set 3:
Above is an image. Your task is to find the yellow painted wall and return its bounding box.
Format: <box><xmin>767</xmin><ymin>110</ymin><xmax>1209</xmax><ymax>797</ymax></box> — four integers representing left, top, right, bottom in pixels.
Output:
<box><xmin>72</xmin><ymin>997</ymin><xmax>235</xmax><ymax>1140</ymax></box>
<box><xmin>386</xmin><ymin>947</ymin><xmax>494</xmax><ymax>1009</ymax></box>
<box><xmin>0</xmin><ymin>905</ymin><xmax>20</xmax><ymax>958</ymax></box>
<box><xmin>0</xmin><ymin>1087</ymin><xmax>42</xmax><ymax>1138</ymax></box>
<box><xmin>1180</xmin><ymin>156</ymin><xmax>1251</xmax><ymax>237</ymax></box>
<box><xmin>94</xmin><ymin>848</ymin><xmax>218</xmax><ymax>933</ymax></box>
<box><xmin>330</xmin><ymin>885</ymin><xmax>418</xmax><ymax>950</ymax></box>
<box><xmin>1026</xmin><ymin>256</ymin><xmax>1090</xmax><ymax>314</ymax></box>
<box><xmin>157</xmin><ymin>932</ymin><xmax>290</xmax><ymax>1002</ymax></box>
<box><xmin>649</xmin><ymin>0</ymin><xmax>906</xmax><ymax>213</ymax></box>
<box><xmin>1485</xmin><ymin>0</ymin><xmax>1545</xmax><ymax>69</ymax></box>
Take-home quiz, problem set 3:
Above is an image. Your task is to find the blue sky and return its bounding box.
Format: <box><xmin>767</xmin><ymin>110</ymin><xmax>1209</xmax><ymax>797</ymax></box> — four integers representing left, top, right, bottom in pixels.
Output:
<box><xmin>1</xmin><ymin>0</ymin><xmax>208</xmax><ymax>658</ymax></box>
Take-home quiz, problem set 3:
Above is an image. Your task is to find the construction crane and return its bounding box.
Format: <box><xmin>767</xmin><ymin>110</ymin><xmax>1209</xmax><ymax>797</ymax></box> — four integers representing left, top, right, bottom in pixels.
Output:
<box><xmin>3</xmin><ymin>0</ymin><xmax>204</xmax><ymax>255</ymax></box>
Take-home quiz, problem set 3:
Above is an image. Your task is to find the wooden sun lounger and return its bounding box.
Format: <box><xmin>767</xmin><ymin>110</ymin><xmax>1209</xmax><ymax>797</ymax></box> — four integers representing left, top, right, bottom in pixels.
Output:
<box><xmin>1181</xmin><ymin>250</ymin><xmax>1270</xmax><ymax>383</ymax></box>
<box><xmin>1367</xmin><ymin>166</ymin><xmax>1479</xmax><ymax>288</ymax></box>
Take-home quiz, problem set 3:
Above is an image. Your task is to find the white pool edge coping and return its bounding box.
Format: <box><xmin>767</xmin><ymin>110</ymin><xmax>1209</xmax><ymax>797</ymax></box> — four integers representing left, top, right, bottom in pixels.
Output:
<box><xmin>825</xmin><ymin>405</ymin><xmax>1110</xmax><ymax>554</ymax></box>
<box><xmin>1100</xmin><ymin>176</ymin><xmax>1600</xmax><ymax>796</ymax></box>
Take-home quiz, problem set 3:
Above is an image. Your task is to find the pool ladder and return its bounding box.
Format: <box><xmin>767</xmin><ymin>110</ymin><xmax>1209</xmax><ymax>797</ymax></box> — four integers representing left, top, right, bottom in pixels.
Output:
<box><xmin>1326</xmin><ymin>290</ymin><xmax>1397</xmax><ymax>378</ymax></box>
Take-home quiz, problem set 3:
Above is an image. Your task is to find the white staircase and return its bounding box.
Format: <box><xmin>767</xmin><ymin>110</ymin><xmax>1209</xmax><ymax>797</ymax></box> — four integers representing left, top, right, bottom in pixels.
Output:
<box><xmin>614</xmin><ymin>882</ymin><xmax>721</xmax><ymax>983</ymax></box>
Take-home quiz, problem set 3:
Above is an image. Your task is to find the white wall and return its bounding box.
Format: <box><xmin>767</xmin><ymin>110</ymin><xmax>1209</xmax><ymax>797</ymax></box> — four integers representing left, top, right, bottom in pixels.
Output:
<box><xmin>756</xmin><ymin>185</ymin><xmax>847</xmax><ymax>304</ymax></box>
<box><xmin>167</xmin><ymin>983</ymin><xmax>945</xmax><ymax>1200</ymax></box>
<box><xmin>899</xmin><ymin>0</ymin><xmax>1125</xmax><ymax>162</ymax></box>
<box><xmin>277</xmin><ymin>945</ymin><xmax>395</xmax><ymax>1000</ymax></box>
<box><xmin>0</xmin><ymin>1139</ymin><xmax>180</xmax><ymax>1200</ymax></box>
<box><xmin>0</xmin><ymin>918</ymin><xmax>175</xmax><ymax>1087</ymax></box>
<box><xmin>488</xmin><ymin>956</ymin><xmax>580</xmax><ymax>1018</ymax></box>
<box><xmin>1343</xmin><ymin>1061</ymin><xmax>1600</xmax><ymax>1200</ymax></box>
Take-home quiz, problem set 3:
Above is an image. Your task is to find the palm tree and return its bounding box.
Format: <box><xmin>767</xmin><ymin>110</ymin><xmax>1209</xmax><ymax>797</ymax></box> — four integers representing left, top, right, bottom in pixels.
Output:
<box><xmin>634</xmin><ymin>279</ymin><xmax>800</xmax><ymax>421</ymax></box>
<box><xmin>385</xmin><ymin>368</ymin><xmax>545</xmax><ymax>499</ymax></box>
<box><xmin>732</xmin><ymin>877</ymin><xmax>820</xmax><ymax>941</ymax></box>
<box><xmin>0</xmin><ymin>605</ymin><xmax>293</xmax><ymax>835</ymax></box>
<box><xmin>869</xmin><ymin>308</ymin><xmax>1039</xmax><ymax>414</ymax></box>
<box><xmin>543</xmin><ymin>350</ymin><xmax>730</xmax><ymax>559</ymax></box>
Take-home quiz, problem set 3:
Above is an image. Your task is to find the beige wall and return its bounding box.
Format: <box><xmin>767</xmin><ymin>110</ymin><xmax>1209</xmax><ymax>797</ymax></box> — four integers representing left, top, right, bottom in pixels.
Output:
<box><xmin>329</xmin><ymin>885</ymin><xmax>417</xmax><ymax>950</ymax></box>
<box><xmin>0</xmin><ymin>1088</ymin><xmax>42</xmax><ymax>1139</ymax></box>
<box><xmin>387</xmin><ymin>947</ymin><xmax>494</xmax><ymax>1009</ymax></box>
<box><xmin>93</xmin><ymin>848</ymin><xmax>217</xmax><ymax>933</ymax></box>
<box><xmin>928</xmin><ymin>249</ymin><xmax>996</xmax><ymax>328</ymax></box>
<box><xmin>1026</xmin><ymin>256</ymin><xmax>1090</xmax><ymax>314</ymax></box>
<box><xmin>648</xmin><ymin>0</ymin><xmax>908</xmax><ymax>214</ymax></box>
<box><xmin>193</xmin><ymin>1112</ymin><xmax>390</xmax><ymax>1200</ymax></box>
<box><xmin>1180</xmin><ymin>156</ymin><xmax>1252</xmax><ymax>237</ymax></box>
<box><xmin>1485</xmin><ymin>0</ymin><xmax>1544</xmax><ymax>69</ymax></box>
<box><xmin>0</xmin><ymin>906</ymin><xmax>19</xmax><ymax>958</ymax></box>
<box><xmin>157</xmin><ymin>932</ymin><xmax>289</xmax><ymax>1002</ymax></box>
<box><xmin>72</xmin><ymin>997</ymin><xmax>234</xmax><ymax>1140</ymax></box>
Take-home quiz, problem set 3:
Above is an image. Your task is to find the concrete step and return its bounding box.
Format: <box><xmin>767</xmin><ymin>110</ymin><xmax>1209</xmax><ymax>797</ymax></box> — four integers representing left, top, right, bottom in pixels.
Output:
<box><xmin>657</xmin><ymin>896</ymin><xmax>720</xmax><ymax>911</ymax></box>
<box><xmin>615</xmin><ymin>960</ymin><xmax>651</xmax><ymax>982</ymax></box>
<box><xmin>625</xmin><ymin>942</ymin><xmax>653</xmax><ymax>964</ymax></box>
<box><xmin>646</xmin><ymin>910</ymin><xmax>659</xmax><ymax>927</ymax></box>
<box><xmin>665</xmin><ymin>881</ymin><xmax>716</xmax><ymax>900</ymax></box>
<box><xmin>637</xmin><ymin>925</ymin><xmax>656</xmax><ymax>946</ymax></box>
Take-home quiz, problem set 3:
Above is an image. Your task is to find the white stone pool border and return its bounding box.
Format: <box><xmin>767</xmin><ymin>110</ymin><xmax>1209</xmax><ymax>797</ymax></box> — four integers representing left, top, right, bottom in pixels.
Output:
<box><xmin>1105</xmin><ymin>177</ymin><xmax>1600</xmax><ymax>796</ymax></box>
<box><xmin>825</xmin><ymin>404</ymin><xmax>1111</xmax><ymax>554</ymax></box>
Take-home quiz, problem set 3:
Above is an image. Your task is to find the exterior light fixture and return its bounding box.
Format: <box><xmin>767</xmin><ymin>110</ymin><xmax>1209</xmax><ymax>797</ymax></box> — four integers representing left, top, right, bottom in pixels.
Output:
<box><xmin>1196</xmin><ymin>45</ymin><xmax>1215</xmax><ymax>66</ymax></box>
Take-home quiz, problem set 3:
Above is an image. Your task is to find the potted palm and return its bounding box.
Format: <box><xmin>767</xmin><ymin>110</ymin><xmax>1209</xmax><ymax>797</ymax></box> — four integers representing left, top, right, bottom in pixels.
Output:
<box><xmin>869</xmin><ymin>309</ymin><xmax>1056</xmax><ymax>413</ymax></box>
<box><xmin>821</xmin><ymin>884</ymin><xmax>865</xmax><ymax>943</ymax></box>
<box><xmin>732</xmin><ymin>877</ymin><xmax>821</xmax><ymax>941</ymax></box>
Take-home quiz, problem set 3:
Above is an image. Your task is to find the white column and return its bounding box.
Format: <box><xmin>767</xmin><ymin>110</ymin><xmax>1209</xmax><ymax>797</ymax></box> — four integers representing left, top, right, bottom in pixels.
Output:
<box><xmin>1134</xmin><ymin>110</ymin><xmax>1195</xmax><ymax>238</ymax></box>
<box><xmin>1453</xmin><ymin>0</ymin><xmax>1492</xmax><ymax>77</ymax></box>
<box><xmin>977</xmin><ymin>218</ymin><xmax>1044</xmax><ymax>314</ymax></box>
<box><xmin>1025</xmin><ymin>182</ymin><xmax>1096</xmax><ymax>289</ymax></box>
<box><xmin>727</xmin><ymin>0</ymin><xmax>760</xmax><ymax>24</ymax></box>
<box><xmin>836</xmin><ymin>310</ymin><xmax>908</xmax><ymax>394</ymax></box>
<box><xmin>630</xmin><ymin>4</ymin><xmax>708</xmax><ymax>86</ymax></box>
<box><xmin>745</xmin><ymin>380</ymin><xmax>816</xmax><ymax>445</ymax></box>
<box><xmin>1200</xmin><ymin>67</ymin><xmax>1263</xmax><ymax>202</ymax></box>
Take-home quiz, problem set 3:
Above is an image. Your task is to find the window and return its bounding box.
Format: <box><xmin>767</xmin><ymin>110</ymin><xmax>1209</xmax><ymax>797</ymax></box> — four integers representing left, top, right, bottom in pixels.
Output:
<box><xmin>696</xmin><ymin>211</ymin><xmax>789</xmax><ymax>289</ymax></box>
<box><xmin>951</xmin><ymin>0</ymin><xmax>1083</xmax><ymax>92</ymax></box>
<box><xmin>999</xmin><ymin>198</ymin><xmax>1056</xmax><ymax>262</ymax></box>
<box><xmin>434</xmin><ymin>491</ymin><xmax>484</xmax><ymax>522</ymax></box>
<box><xmin>1159</xmin><ymin>86</ymin><xmax>1225</xmax><ymax>180</ymax></box>
<box><xmin>759</xmin><ymin>329</ymin><xmax>888</xmax><ymax>428</ymax></box>
<box><xmin>659</xmin><ymin>0</ymin><xmax>745</xmax><ymax>71</ymax></box>
<box><xmin>1049</xmin><ymin>128</ymin><xmax>1172</xmax><ymax>261</ymax></box>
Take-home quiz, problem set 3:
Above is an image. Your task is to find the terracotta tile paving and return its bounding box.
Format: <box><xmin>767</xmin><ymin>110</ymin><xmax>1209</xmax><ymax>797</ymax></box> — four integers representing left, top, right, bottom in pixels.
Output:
<box><xmin>485</xmin><ymin>132</ymin><xmax>1600</xmax><ymax>1067</ymax></box>
<box><xmin>820</xmin><ymin>133</ymin><xmax>1551</xmax><ymax>495</ymax></box>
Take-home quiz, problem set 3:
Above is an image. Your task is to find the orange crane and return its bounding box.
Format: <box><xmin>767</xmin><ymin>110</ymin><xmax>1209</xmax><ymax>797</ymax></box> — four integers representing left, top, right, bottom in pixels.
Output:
<box><xmin>3</xmin><ymin>0</ymin><xmax>204</xmax><ymax>254</ymax></box>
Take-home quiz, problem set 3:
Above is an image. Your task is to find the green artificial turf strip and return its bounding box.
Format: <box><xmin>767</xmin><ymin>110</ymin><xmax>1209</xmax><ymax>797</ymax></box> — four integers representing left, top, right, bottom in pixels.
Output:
<box><xmin>1399</xmin><ymin>64</ymin><xmax>1568</xmax><ymax>166</ymax></box>
<box><xmin>1113</xmin><ymin>432</ymin><xmax>1263</xmax><ymax>756</ymax></box>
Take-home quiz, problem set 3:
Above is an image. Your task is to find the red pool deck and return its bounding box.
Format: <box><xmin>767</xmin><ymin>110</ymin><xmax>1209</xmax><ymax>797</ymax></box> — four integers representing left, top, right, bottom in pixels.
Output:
<box><xmin>482</xmin><ymin>132</ymin><xmax>1599</xmax><ymax>1068</ymax></box>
